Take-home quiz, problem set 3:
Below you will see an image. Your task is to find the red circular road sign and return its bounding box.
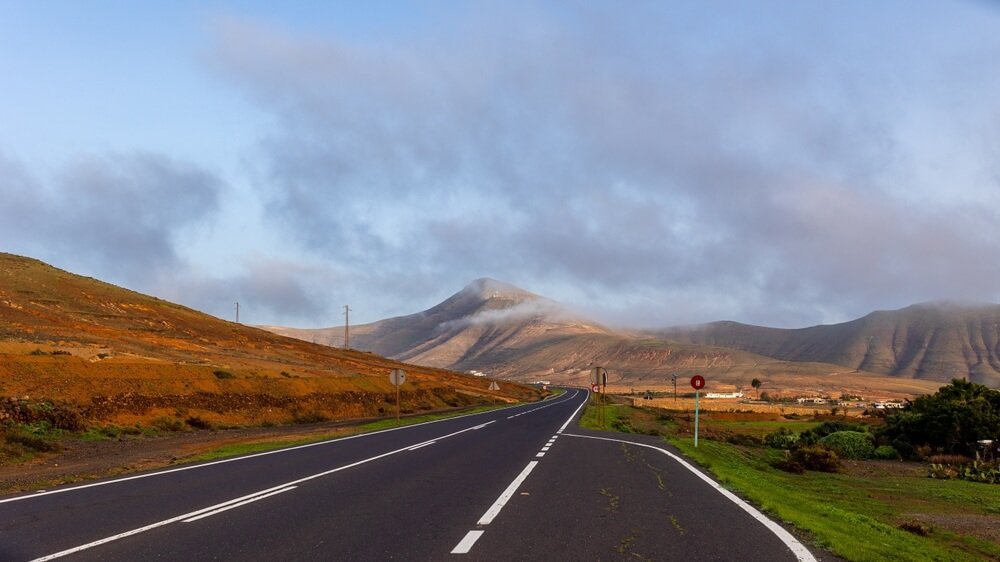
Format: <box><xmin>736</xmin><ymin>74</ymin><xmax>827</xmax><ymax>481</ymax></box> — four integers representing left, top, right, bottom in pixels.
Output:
<box><xmin>591</xmin><ymin>383</ymin><xmax>601</xmax><ymax>392</ymax></box>
<box><xmin>690</xmin><ymin>375</ymin><xmax>705</xmax><ymax>390</ymax></box>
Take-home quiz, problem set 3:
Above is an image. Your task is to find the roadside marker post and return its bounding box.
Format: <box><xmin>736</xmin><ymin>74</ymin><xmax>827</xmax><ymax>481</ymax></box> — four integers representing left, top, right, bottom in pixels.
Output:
<box><xmin>591</xmin><ymin>367</ymin><xmax>608</xmax><ymax>429</ymax></box>
<box><xmin>389</xmin><ymin>369</ymin><xmax>406</xmax><ymax>423</ymax></box>
<box><xmin>690</xmin><ymin>375</ymin><xmax>705</xmax><ymax>447</ymax></box>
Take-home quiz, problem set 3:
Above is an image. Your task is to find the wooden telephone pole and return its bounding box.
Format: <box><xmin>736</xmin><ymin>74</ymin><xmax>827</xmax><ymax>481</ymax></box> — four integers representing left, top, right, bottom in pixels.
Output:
<box><xmin>343</xmin><ymin>305</ymin><xmax>351</xmax><ymax>349</ymax></box>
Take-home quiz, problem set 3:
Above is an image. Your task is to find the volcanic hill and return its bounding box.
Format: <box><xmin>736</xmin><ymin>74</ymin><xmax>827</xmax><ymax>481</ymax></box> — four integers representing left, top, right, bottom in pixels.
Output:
<box><xmin>658</xmin><ymin>302</ymin><xmax>1000</xmax><ymax>387</ymax></box>
<box><xmin>264</xmin><ymin>279</ymin><xmax>946</xmax><ymax>399</ymax></box>
<box><xmin>0</xmin><ymin>254</ymin><xmax>539</xmax><ymax>429</ymax></box>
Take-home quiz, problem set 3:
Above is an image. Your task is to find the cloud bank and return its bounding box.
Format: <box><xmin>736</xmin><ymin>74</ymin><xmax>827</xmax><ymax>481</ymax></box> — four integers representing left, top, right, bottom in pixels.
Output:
<box><xmin>205</xmin><ymin>3</ymin><xmax>1000</xmax><ymax>327</ymax></box>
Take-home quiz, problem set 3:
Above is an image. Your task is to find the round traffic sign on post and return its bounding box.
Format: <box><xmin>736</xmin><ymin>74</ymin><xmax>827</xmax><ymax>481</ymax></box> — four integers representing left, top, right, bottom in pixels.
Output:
<box><xmin>591</xmin><ymin>383</ymin><xmax>601</xmax><ymax>393</ymax></box>
<box><xmin>690</xmin><ymin>375</ymin><xmax>705</xmax><ymax>390</ymax></box>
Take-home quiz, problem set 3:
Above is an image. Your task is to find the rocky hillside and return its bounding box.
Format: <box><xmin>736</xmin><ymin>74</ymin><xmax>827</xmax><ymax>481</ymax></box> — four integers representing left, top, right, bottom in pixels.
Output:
<box><xmin>0</xmin><ymin>254</ymin><xmax>540</xmax><ymax>428</ymax></box>
<box><xmin>658</xmin><ymin>303</ymin><xmax>1000</xmax><ymax>386</ymax></box>
<box><xmin>265</xmin><ymin>279</ymin><xmax>945</xmax><ymax>398</ymax></box>
<box><xmin>267</xmin><ymin>278</ymin><xmax>610</xmax><ymax>370</ymax></box>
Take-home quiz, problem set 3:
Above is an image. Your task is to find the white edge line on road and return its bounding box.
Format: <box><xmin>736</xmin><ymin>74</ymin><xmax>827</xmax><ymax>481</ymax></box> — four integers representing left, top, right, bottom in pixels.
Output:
<box><xmin>557</xmin><ymin>389</ymin><xmax>589</xmax><ymax>433</ymax></box>
<box><xmin>506</xmin><ymin>390</ymin><xmax>579</xmax><ymax>420</ymax></box>
<box><xmin>2</xmin><ymin>394</ymin><xmax>566</xmax><ymax>506</ymax></box>
<box><xmin>561</xmin><ymin>433</ymin><xmax>817</xmax><ymax>562</ymax></box>
<box><xmin>476</xmin><ymin>460</ymin><xmax>539</xmax><ymax>526</ymax></box>
<box><xmin>32</xmin><ymin>421</ymin><xmax>505</xmax><ymax>561</ymax></box>
<box><xmin>450</xmin><ymin>530</ymin><xmax>484</xmax><ymax>554</ymax></box>
<box><xmin>182</xmin><ymin>486</ymin><xmax>297</xmax><ymax>523</ymax></box>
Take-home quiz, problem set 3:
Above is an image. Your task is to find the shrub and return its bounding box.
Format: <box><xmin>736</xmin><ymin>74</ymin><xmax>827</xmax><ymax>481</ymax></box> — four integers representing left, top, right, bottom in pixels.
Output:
<box><xmin>879</xmin><ymin>379</ymin><xmax>1000</xmax><ymax>457</ymax></box>
<box><xmin>291</xmin><ymin>411</ymin><xmax>329</xmax><ymax>424</ymax></box>
<box><xmin>4</xmin><ymin>429</ymin><xmax>62</xmax><ymax>453</ymax></box>
<box><xmin>960</xmin><ymin>460</ymin><xmax>1000</xmax><ymax>484</ymax></box>
<box><xmin>151</xmin><ymin>417</ymin><xmax>185</xmax><ymax>432</ymax></box>
<box><xmin>819</xmin><ymin>431</ymin><xmax>875</xmax><ymax>459</ymax></box>
<box><xmin>185</xmin><ymin>416</ymin><xmax>213</xmax><ymax>430</ymax></box>
<box><xmin>772</xmin><ymin>456</ymin><xmax>806</xmax><ymax>474</ymax></box>
<box><xmin>873</xmin><ymin>445</ymin><xmax>900</xmax><ymax>460</ymax></box>
<box><xmin>764</xmin><ymin>428</ymin><xmax>799</xmax><ymax>449</ymax></box>
<box><xmin>792</xmin><ymin>444</ymin><xmax>843</xmax><ymax>473</ymax></box>
<box><xmin>798</xmin><ymin>421</ymin><xmax>868</xmax><ymax>445</ymax></box>
<box><xmin>900</xmin><ymin>522</ymin><xmax>932</xmax><ymax>536</ymax></box>
<box><xmin>927</xmin><ymin>454</ymin><xmax>973</xmax><ymax>465</ymax></box>
<box><xmin>726</xmin><ymin>433</ymin><xmax>763</xmax><ymax>447</ymax></box>
<box><xmin>213</xmin><ymin>370</ymin><xmax>234</xmax><ymax>380</ymax></box>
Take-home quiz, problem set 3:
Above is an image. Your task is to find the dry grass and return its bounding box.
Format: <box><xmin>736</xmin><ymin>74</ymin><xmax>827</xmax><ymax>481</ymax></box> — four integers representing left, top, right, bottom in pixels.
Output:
<box><xmin>0</xmin><ymin>253</ymin><xmax>540</xmax><ymax>429</ymax></box>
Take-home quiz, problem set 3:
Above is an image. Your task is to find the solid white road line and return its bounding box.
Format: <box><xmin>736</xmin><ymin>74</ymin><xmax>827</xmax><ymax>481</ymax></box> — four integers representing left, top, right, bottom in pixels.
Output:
<box><xmin>562</xmin><ymin>433</ymin><xmax>817</xmax><ymax>562</ymax></box>
<box><xmin>506</xmin><ymin>390</ymin><xmax>581</xmax><ymax>419</ymax></box>
<box><xmin>450</xmin><ymin>530</ymin><xmax>485</xmax><ymax>554</ymax></box>
<box><xmin>182</xmin><ymin>487</ymin><xmax>297</xmax><ymax>523</ymax></box>
<box><xmin>407</xmin><ymin>440</ymin><xmax>437</xmax><ymax>451</ymax></box>
<box><xmin>557</xmin><ymin>390</ymin><xmax>589</xmax><ymax>433</ymax></box>
<box><xmin>1</xmin><ymin>403</ymin><xmax>521</xmax><ymax>506</ymax></box>
<box><xmin>476</xmin><ymin>461</ymin><xmax>538</xmax><ymax>526</ymax></box>
<box><xmin>31</xmin><ymin>420</ymin><xmax>505</xmax><ymax>561</ymax></box>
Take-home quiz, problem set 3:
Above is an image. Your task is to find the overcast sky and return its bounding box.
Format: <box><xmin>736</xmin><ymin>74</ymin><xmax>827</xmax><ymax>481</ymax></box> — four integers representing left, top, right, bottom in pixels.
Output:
<box><xmin>2</xmin><ymin>1</ymin><xmax>1000</xmax><ymax>329</ymax></box>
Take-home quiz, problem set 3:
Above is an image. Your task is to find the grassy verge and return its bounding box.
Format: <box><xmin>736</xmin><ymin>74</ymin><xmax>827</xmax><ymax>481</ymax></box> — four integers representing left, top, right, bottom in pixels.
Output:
<box><xmin>186</xmin><ymin>404</ymin><xmax>506</xmax><ymax>463</ymax></box>
<box><xmin>580</xmin><ymin>404</ymin><xmax>1000</xmax><ymax>562</ymax></box>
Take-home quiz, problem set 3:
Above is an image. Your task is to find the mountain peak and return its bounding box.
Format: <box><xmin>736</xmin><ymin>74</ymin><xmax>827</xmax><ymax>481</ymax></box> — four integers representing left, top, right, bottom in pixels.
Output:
<box><xmin>462</xmin><ymin>278</ymin><xmax>537</xmax><ymax>302</ymax></box>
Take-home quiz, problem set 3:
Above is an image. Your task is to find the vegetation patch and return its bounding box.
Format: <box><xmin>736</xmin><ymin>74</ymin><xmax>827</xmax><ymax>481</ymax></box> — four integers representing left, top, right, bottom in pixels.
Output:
<box><xmin>582</xmin><ymin>402</ymin><xmax>1000</xmax><ymax>561</ymax></box>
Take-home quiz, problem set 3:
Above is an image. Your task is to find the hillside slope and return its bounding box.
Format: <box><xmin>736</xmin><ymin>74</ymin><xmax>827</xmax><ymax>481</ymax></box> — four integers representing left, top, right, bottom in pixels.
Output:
<box><xmin>266</xmin><ymin>278</ymin><xmax>610</xmax><ymax>370</ymax></box>
<box><xmin>0</xmin><ymin>254</ymin><xmax>539</xmax><ymax>428</ymax></box>
<box><xmin>265</xmin><ymin>279</ymin><xmax>944</xmax><ymax>398</ymax></box>
<box><xmin>658</xmin><ymin>303</ymin><xmax>1000</xmax><ymax>386</ymax></box>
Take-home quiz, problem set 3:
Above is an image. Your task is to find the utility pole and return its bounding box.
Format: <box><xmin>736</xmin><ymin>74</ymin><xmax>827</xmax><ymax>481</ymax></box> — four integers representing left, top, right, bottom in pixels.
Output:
<box><xmin>235</xmin><ymin>302</ymin><xmax>240</xmax><ymax>323</ymax></box>
<box><xmin>343</xmin><ymin>305</ymin><xmax>351</xmax><ymax>349</ymax></box>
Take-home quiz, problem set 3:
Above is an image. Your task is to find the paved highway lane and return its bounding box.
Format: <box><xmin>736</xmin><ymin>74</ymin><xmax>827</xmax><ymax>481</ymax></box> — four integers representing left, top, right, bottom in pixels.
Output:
<box><xmin>1</xmin><ymin>389</ymin><xmax>820</xmax><ymax>561</ymax></box>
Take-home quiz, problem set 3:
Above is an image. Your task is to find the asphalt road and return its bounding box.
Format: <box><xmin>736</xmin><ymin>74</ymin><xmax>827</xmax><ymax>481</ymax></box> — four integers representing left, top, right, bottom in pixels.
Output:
<box><xmin>0</xmin><ymin>389</ymin><xmax>821</xmax><ymax>561</ymax></box>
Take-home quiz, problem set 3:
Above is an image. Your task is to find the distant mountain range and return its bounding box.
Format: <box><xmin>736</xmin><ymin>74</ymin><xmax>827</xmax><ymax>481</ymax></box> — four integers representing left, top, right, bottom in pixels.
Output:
<box><xmin>264</xmin><ymin>279</ymin><xmax>1000</xmax><ymax>392</ymax></box>
<box><xmin>658</xmin><ymin>302</ymin><xmax>1000</xmax><ymax>386</ymax></box>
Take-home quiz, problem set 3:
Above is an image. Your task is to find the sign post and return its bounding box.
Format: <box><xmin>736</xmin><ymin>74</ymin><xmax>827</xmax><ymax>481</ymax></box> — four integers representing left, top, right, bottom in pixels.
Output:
<box><xmin>690</xmin><ymin>375</ymin><xmax>705</xmax><ymax>447</ymax></box>
<box><xmin>590</xmin><ymin>367</ymin><xmax>608</xmax><ymax>429</ymax></box>
<box><xmin>389</xmin><ymin>369</ymin><xmax>406</xmax><ymax>423</ymax></box>
<box><xmin>488</xmin><ymin>380</ymin><xmax>500</xmax><ymax>404</ymax></box>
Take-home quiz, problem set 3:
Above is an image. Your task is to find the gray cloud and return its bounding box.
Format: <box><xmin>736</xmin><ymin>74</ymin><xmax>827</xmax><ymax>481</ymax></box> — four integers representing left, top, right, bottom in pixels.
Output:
<box><xmin>154</xmin><ymin>257</ymin><xmax>340</xmax><ymax>325</ymax></box>
<box><xmin>208</xmin><ymin>4</ymin><xmax>1000</xmax><ymax>328</ymax></box>
<box><xmin>1</xmin><ymin>150</ymin><xmax>221</xmax><ymax>286</ymax></box>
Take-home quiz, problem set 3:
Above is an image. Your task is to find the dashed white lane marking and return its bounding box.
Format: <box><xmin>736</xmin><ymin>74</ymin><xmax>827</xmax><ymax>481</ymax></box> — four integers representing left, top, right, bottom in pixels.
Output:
<box><xmin>451</xmin><ymin>530</ymin><xmax>485</xmax><ymax>554</ymax></box>
<box><xmin>477</xmin><ymin>460</ymin><xmax>539</xmax><ymax>526</ymax></box>
<box><xmin>32</xmin><ymin>419</ymin><xmax>505</xmax><ymax>561</ymax></box>
<box><xmin>561</xmin><ymin>433</ymin><xmax>817</xmax><ymax>562</ymax></box>
<box><xmin>452</xmin><ymin>389</ymin><xmax>590</xmax><ymax>555</ymax></box>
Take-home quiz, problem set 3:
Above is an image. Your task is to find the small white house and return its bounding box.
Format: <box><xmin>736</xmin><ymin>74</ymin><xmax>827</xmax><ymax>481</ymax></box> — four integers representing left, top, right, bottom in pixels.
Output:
<box><xmin>705</xmin><ymin>391</ymin><xmax>744</xmax><ymax>399</ymax></box>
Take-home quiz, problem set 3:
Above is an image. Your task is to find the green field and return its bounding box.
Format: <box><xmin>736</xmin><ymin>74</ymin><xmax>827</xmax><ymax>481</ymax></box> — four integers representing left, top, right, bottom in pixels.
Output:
<box><xmin>580</xmin><ymin>404</ymin><xmax>1000</xmax><ymax>562</ymax></box>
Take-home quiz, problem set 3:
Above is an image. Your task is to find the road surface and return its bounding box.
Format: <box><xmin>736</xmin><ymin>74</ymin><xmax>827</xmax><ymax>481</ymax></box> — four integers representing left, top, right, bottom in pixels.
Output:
<box><xmin>1</xmin><ymin>389</ymin><xmax>819</xmax><ymax>561</ymax></box>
